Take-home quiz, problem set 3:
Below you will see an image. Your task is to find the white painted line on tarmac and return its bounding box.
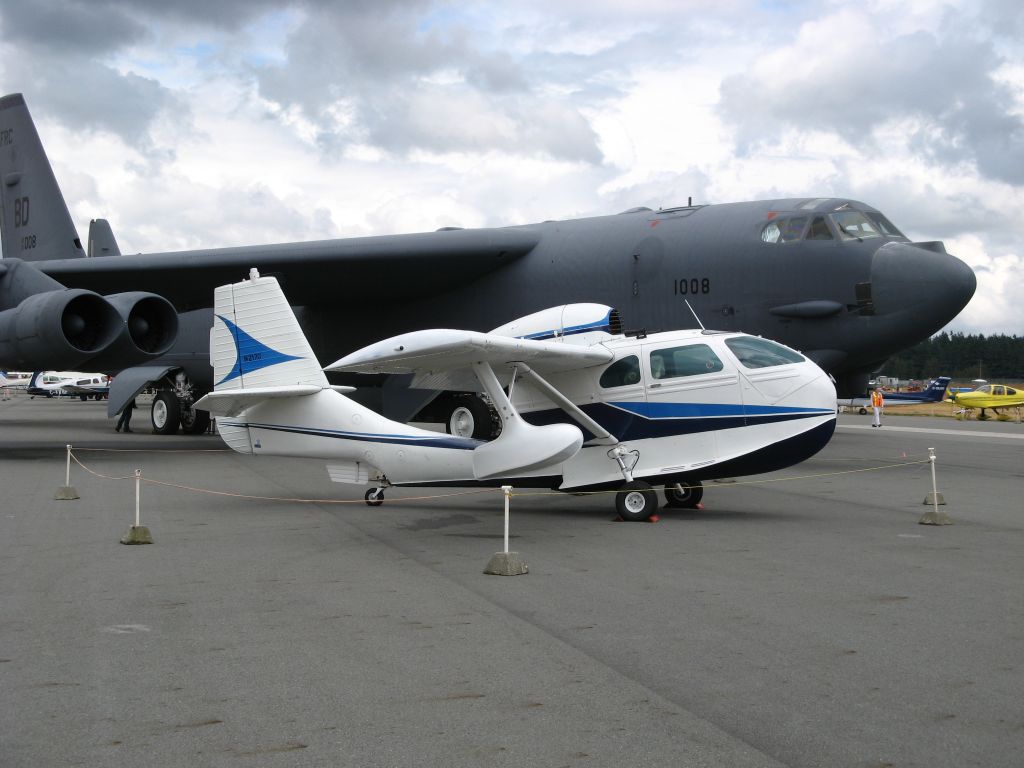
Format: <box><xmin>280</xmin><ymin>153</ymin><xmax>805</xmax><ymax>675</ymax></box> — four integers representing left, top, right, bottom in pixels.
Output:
<box><xmin>839</xmin><ymin>424</ymin><xmax>1024</xmax><ymax>440</ymax></box>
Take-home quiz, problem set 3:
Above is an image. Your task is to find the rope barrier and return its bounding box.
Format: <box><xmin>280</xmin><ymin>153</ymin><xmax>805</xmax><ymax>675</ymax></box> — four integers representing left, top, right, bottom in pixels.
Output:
<box><xmin>65</xmin><ymin>446</ymin><xmax>931</xmax><ymax>504</ymax></box>
<box><xmin>505</xmin><ymin>458</ymin><xmax>931</xmax><ymax>498</ymax></box>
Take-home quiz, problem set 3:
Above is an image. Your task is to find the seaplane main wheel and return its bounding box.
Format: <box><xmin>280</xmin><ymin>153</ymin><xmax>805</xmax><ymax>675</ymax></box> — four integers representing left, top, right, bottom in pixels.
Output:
<box><xmin>615</xmin><ymin>481</ymin><xmax>658</xmax><ymax>522</ymax></box>
<box><xmin>364</xmin><ymin>488</ymin><xmax>384</xmax><ymax>507</ymax></box>
<box><xmin>665</xmin><ymin>481</ymin><xmax>704</xmax><ymax>508</ymax></box>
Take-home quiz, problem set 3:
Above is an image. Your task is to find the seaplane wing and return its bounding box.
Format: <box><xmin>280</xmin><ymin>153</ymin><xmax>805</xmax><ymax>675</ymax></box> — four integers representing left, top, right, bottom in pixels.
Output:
<box><xmin>326</xmin><ymin>329</ymin><xmax>614</xmax><ymax>379</ymax></box>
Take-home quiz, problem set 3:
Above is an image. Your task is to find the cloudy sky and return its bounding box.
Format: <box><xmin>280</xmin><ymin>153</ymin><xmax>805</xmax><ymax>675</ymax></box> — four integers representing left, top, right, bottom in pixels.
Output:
<box><xmin>0</xmin><ymin>0</ymin><xmax>1021</xmax><ymax>334</ymax></box>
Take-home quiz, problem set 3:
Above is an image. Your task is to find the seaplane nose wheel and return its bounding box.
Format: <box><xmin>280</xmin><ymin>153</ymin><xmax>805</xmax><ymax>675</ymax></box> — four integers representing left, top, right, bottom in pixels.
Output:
<box><xmin>664</xmin><ymin>481</ymin><xmax>704</xmax><ymax>508</ymax></box>
<box><xmin>615</xmin><ymin>481</ymin><xmax>658</xmax><ymax>522</ymax></box>
<box><xmin>364</xmin><ymin>488</ymin><xmax>384</xmax><ymax>507</ymax></box>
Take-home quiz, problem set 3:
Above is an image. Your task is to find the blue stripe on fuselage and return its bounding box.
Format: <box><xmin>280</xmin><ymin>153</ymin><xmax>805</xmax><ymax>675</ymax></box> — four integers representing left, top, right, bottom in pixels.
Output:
<box><xmin>522</xmin><ymin>401</ymin><xmax>832</xmax><ymax>442</ymax></box>
<box><xmin>221</xmin><ymin>421</ymin><xmax>482</xmax><ymax>450</ymax></box>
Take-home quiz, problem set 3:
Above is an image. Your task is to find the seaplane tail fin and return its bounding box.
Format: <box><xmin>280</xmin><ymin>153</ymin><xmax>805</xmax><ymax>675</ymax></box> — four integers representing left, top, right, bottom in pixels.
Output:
<box><xmin>211</xmin><ymin>269</ymin><xmax>328</xmax><ymax>392</ymax></box>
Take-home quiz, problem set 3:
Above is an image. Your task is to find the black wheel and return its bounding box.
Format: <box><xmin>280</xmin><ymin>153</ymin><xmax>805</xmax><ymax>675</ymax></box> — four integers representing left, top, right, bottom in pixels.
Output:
<box><xmin>858</xmin><ymin>407</ymin><xmax>868</xmax><ymax>415</ymax></box>
<box><xmin>446</xmin><ymin>395</ymin><xmax>493</xmax><ymax>440</ymax></box>
<box><xmin>665</xmin><ymin>481</ymin><xmax>704</xmax><ymax>508</ymax></box>
<box><xmin>151</xmin><ymin>391</ymin><xmax>181</xmax><ymax>435</ymax></box>
<box><xmin>615</xmin><ymin>480</ymin><xmax>658</xmax><ymax>522</ymax></box>
<box><xmin>181</xmin><ymin>407</ymin><xmax>211</xmax><ymax>435</ymax></box>
<box><xmin>79</xmin><ymin>394</ymin><xmax>88</xmax><ymax>401</ymax></box>
<box><xmin>364</xmin><ymin>488</ymin><xmax>384</xmax><ymax>507</ymax></box>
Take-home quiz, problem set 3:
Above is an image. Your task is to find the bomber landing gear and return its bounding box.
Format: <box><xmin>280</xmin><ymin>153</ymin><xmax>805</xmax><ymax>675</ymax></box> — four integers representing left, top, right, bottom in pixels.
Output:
<box><xmin>615</xmin><ymin>480</ymin><xmax>658</xmax><ymax>522</ymax></box>
<box><xmin>151</xmin><ymin>391</ymin><xmax>180</xmax><ymax>435</ymax></box>
<box><xmin>664</xmin><ymin>481</ymin><xmax>704</xmax><ymax>509</ymax></box>
<box><xmin>364</xmin><ymin>487</ymin><xmax>384</xmax><ymax>507</ymax></box>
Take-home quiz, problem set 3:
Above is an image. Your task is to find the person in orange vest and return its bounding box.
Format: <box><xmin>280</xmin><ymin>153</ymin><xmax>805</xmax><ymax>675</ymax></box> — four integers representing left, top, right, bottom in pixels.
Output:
<box><xmin>870</xmin><ymin>388</ymin><xmax>885</xmax><ymax>427</ymax></box>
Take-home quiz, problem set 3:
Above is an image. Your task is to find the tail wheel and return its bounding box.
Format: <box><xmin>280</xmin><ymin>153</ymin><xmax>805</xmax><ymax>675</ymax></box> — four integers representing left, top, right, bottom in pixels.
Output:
<box><xmin>615</xmin><ymin>480</ymin><xmax>658</xmax><ymax>522</ymax></box>
<box><xmin>151</xmin><ymin>391</ymin><xmax>181</xmax><ymax>435</ymax></box>
<box><xmin>181</xmin><ymin>407</ymin><xmax>211</xmax><ymax>435</ymax></box>
<box><xmin>665</xmin><ymin>481</ymin><xmax>704</xmax><ymax>508</ymax></box>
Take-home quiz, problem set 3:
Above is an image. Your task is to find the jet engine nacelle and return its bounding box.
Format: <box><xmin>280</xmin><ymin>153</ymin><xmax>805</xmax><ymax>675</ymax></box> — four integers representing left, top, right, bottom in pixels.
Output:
<box><xmin>0</xmin><ymin>288</ymin><xmax>123</xmax><ymax>369</ymax></box>
<box><xmin>490</xmin><ymin>303</ymin><xmax>622</xmax><ymax>342</ymax></box>
<box><xmin>84</xmin><ymin>291</ymin><xmax>179</xmax><ymax>370</ymax></box>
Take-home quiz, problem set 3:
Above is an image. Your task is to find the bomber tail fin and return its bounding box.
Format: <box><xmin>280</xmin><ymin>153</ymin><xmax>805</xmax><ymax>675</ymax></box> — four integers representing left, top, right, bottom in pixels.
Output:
<box><xmin>211</xmin><ymin>268</ymin><xmax>328</xmax><ymax>392</ymax></box>
<box><xmin>0</xmin><ymin>94</ymin><xmax>86</xmax><ymax>261</ymax></box>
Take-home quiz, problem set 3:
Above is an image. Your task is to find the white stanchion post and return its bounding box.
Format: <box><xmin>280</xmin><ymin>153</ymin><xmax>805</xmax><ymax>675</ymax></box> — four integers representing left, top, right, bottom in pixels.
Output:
<box><xmin>920</xmin><ymin>446</ymin><xmax>951</xmax><ymax>525</ymax></box>
<box><xmin>484</xmin><ymin>485</ymin><xmax>526</xmax><ymax>576</ymax></box>
<box><xmin>54</xmin><ymin>443</ymin><xmax>79</xmax><ymax>500</ymax></box>
<box><xmin>503</xmin><ymin>485</ymin><xmax>511</xmax><ymax>554</ymax></box>
<box><xmin>121</xmin><ymin>468</ymin><xmax>153</xmax><ymax>544</ymax></box>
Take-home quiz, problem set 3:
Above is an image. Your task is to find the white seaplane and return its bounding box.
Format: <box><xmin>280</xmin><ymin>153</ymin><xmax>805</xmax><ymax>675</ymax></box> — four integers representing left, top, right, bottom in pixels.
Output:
<box><xmin>196</xmin><ymin>269</ymin><xmax>837</xmax><ymax>521</ymax></box>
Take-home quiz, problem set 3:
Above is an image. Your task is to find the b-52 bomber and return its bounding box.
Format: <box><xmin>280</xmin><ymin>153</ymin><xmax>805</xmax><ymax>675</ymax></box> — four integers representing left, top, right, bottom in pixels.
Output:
<box><xmin>0</xmin><ymin>92</ymin><xmax>976</xmax><ymax>438</ymax></box>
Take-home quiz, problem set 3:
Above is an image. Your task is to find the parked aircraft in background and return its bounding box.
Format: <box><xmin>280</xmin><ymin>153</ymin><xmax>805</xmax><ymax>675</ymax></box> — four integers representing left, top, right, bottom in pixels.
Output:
<box><xmin>195</xmin><ymin>270</ymin><xmax>837</xmax><ymax>521</ymax></box>
<box><xmin>0</xmin><ymin>93</ymin><xmax>975</xmax><ymax>438</ymax></box>
<box><xmin>838</xmin><ymin>376</ymin><xmax>951</xmax><ymax>413</ymax></box>
<box><xmin>947</xmin><ymin>384</ymin><xmax>1024</xmax><ymax>418</ymax></box>
<box><xmin>24</xmin><ymin>370</ymin><xmax>108</xmax><ymax>399</ymax></box>
<box><xmin>0</xmin><ymin>370</ymin><xmax>31</xmax><ymax>389</ymax></box>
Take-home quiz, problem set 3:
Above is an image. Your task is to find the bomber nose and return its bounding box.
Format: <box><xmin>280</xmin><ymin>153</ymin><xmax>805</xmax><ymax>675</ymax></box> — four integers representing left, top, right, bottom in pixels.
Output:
<box><xmin>869</xmin><ymin>241</ymin><xmax>976</xmax><ymax>331</ymax></box>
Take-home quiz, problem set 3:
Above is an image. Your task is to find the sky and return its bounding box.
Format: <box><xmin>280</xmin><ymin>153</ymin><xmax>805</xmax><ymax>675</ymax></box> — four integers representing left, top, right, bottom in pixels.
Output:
<box><xmin>0</xmin><ymin>0</ymin><xmax>1021</xmax><ymax>335</ymax></box>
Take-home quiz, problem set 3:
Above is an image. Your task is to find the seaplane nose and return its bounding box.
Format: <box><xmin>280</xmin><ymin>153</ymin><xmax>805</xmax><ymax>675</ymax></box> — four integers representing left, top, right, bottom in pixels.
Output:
<box><xmin>869</xmin><ymin>240</ymin><xmax>976</xmax><ymax>327</ymax></box>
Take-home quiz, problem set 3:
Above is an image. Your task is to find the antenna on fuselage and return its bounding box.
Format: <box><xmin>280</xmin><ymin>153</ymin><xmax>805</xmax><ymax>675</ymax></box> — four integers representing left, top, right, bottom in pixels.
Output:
<box><xmin>684</xmin><ymin>300</ymin><xmax>706</xmax><ymax>332</ymax></box>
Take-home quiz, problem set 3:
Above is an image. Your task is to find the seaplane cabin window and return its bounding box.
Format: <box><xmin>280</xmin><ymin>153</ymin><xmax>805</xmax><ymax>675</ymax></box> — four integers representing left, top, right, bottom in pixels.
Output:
<box><xmin>725</xmin><ymin>336</ymin><xmax>805</xmax><ymax>369</ymax></box>
<box><xmin>992</xmin><ymin>385</ymin><xmax>1005</xmax><ymax>396</ymax></box>
<box><xmin>649</xmin><ymin>344</ymin><xmax>724</xmax><ymax>380</ymax></box>
<box><xmin>1006</xmin><ymin>387</ymin><xmax>1018</xmax><ymax>396</ymax></box>
<box><xmin>761</xmin><ymin>216</ymin><xmax>808</xmax><ymax>244</ymax></box>
<box><xmin>977</xmin><ymin>385</ymin><xmax>992</xmax><ymax>394</ymax></box>
<box><xmin>600</xmin><ymin>355</ymin><xmax>641</xmax><ymax>388</ymax></box>
<box><xmin>831</xmin><ymin>211</ymin><xmax>882</xmax><ymax>240</ymax></box>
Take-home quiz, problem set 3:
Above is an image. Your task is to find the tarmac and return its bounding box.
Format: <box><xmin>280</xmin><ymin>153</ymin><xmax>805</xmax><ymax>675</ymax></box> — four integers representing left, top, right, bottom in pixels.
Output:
<box><xmin>2</xmin><ymin>394</ymin><xmax>1022</xmax><ymax>767</ymax></box>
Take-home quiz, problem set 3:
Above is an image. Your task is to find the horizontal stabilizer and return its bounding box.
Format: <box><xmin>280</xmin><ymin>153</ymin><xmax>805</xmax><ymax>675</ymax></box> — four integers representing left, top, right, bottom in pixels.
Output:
<box><xmin>195</xmin><ymin>384</ymin><xmax>322</xmax><ymax>417</ymax></box>
<box><xmin>327</xmin><ymin>329</ymin><xmax>613</xmax><ymax>377</ymax></box>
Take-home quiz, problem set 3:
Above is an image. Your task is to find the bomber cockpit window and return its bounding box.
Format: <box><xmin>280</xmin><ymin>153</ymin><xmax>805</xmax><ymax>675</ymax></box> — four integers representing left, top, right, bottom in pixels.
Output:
<box><xmin>806</xmin><ymin>216</ymin><xmax>834</xmax><ymax>240</ymax></box>
<box><xmin>865</xmin><ymin>212</ymin><xmax>905</xmax><ymax>238</ymax></box>
<box><xmin>649</xmin><ymin>344</ymin><xmax>724</xmax><ymax>379</ymax></box>
<box><xmin>761</xmin><ymin>216</ymin><xmax>808</xmax><ymax>243</ymax></box>
<box><xmin>725</xmin><ymin>336</ymin><xmax>805</xmax><ymax>368</ymax></box>
<box><xmin>600</xmin><ymin>355</ymin><xmax>641</xmax><ymax>388</ymax></box>
<box><xmin>832</xmin><ymin>211</ymin><xmax>882</xmax><ymax>240</ymax></box>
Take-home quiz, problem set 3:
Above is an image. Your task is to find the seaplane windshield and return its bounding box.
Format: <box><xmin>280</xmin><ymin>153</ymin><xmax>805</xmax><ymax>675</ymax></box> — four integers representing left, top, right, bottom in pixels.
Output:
<box><xmin>599</xmin><ymin>355</ymin><xmax>641</xmax><ymax>388</ymax></box>
<box><xmin>725</xmin><ymin>336</ymin><xmax>805</xmax><ymax>369</ymax></box>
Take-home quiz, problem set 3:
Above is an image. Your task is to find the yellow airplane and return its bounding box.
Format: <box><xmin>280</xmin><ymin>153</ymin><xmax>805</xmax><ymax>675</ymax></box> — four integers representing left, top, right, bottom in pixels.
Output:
<box><xmin>947</xmin><ymin>384</ymin><xmax>1024</xmax><ymax>418</ymax></box>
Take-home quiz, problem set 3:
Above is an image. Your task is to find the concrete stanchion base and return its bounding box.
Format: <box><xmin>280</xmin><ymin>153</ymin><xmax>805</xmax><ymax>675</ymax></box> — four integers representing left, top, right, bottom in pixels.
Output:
<box><xmin>919</xmin><ymin>509</ymin><xmax>953</xmax><ymax>526</ymax></box>
<box><xmin>923</xmin><ymin>491</ymin><xmax>946</xmax><ymax>505</ymax></box>
<box><xmin>484</xmin><ymin>551</ymin><xmax>528</xmax><ymax>576</ymax></box>
<box><xmin>120</xmin><ymin>525</ymin><xmax>153</xmax><ymax>545</ymax></box>
<box><xmin>54</xmin><ymin>486</ymin><xmax>79</xmax><ymax>500</ymax></box>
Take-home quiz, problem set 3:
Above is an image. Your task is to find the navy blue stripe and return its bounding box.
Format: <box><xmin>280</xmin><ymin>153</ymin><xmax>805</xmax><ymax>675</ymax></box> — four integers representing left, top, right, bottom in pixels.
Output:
<box><xmin>223</xmin><ymin>421</ymin><xmax>481</xmax><ymax>450</ymax></box>
<box><xmin>523</xmin><ymin>402</ymin><xmax>831</xmax><ymax>442</ymax></box>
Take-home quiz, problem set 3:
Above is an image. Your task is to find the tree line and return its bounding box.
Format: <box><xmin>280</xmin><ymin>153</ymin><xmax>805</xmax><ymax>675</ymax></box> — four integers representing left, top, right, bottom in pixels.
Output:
<box><xmin>884</xmin><ymin>332</ymin><xmax>1024</xmax><ymax>381</ymax></box>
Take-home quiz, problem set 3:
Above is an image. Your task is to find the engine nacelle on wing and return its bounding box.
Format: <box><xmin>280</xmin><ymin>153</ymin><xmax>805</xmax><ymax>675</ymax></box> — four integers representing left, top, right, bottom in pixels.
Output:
<box><xmin>84</xmin><ymin>292</ymin><xmax>179</xmax><ymax>370</ymax></box>
<box><xmin>490</xmin><ymin>303</ymin><xmax>622</xmax><ymax>343</ymax></box>
<box><xmin>0</xmin><ymin>288</ymin><xmax>122</xmax><ymax>369</ymax></box>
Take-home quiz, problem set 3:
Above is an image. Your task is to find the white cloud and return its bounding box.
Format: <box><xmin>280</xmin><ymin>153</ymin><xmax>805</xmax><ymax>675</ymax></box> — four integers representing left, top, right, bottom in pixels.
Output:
<box><xmin>0</xmin><ymin>0</ymin><xmax>1020</xmax><ymax>335</ymax></box>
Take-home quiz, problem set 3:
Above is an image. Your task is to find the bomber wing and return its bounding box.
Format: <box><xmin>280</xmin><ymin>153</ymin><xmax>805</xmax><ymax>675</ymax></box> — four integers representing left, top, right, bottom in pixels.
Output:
<box><xmin>37</xmin><ymin>227</ymin><xmax>540</xmax><ymax>312</ymax></box>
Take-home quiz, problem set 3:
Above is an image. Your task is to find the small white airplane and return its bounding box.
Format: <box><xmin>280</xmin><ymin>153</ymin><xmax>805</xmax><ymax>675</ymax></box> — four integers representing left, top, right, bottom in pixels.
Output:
<box><xmin>196</xmin><ymin>269</ymin><xmax>837</xmax><ymax>521</ymax></box>
<box><xmin>25</xmin><ymin>371</ymin><xmax>109</xmax><ymax>399</ymax></box>
<box><xmin>1</xmin><ymin>370</ymin><xmax>32</xmax><ymax>389</ymax></box>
